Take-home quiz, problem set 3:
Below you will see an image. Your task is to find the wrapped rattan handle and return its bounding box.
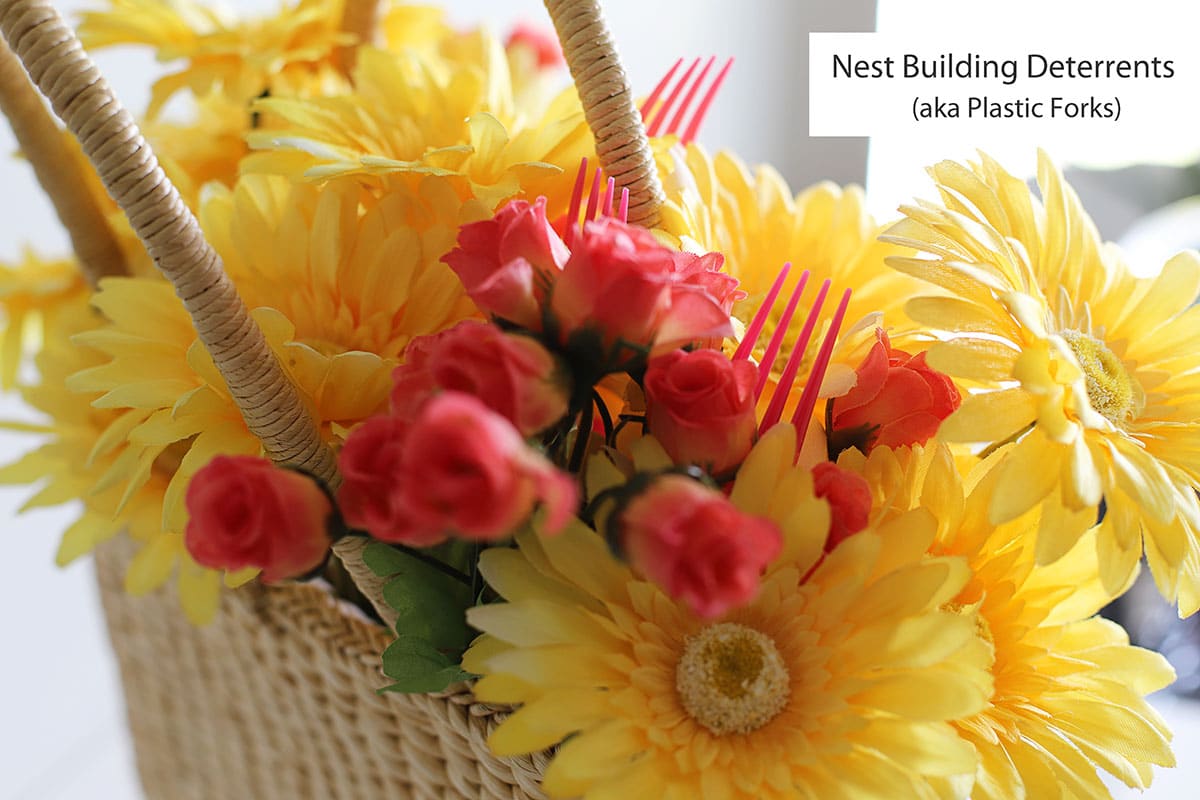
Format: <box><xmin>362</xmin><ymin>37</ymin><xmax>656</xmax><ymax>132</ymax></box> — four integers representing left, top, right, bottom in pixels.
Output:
<box><xmin>0</xmin><ymin>0</ymin><xmax>337</xmax><ymax>481</ymax></box>
<box><xmin>0</xmin><ymin>0</ymin><xmax>395</xmax><ymax>624</ymax></box>
<box><xmin>333</xmin><ymin>0</ymin><xmax>384</xmax><ymax>74</ymax></box>
<box><xmin>544</xmin><ymin>0</ymin><xmax>664</xmax><ymax>228</ymax></box>
<box><xmin>0</xmin><ymin>37</ymin><xmax>124</xmax><ymax>285</ymax></box>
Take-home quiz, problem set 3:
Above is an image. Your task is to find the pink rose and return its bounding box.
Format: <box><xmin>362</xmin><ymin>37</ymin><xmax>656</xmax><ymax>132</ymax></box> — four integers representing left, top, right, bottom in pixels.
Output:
<box><xmin>184</xmin><ymin>455</ymin><xmax>332</xmax><ymax>583</ymax></box>
<box><xmin>442</xmin><ymin>197</ymin><xmax>568</xmax><ymax>329</ymax></box>
<box><xmin>551</xmin><ymin>217</ymin><xmax>736</xmax><ymax>356</ymax></box>
<box><xmin>338</xmin><ymin>392</ymin><xmax>577</xmax><ymax>545</ymax></box>
<box><xmin>505</xmin><ymin>23</ymin><xmax>563</xmax><ymax>69</ymax></box>
<box><xmin>391</xmin><ymin>321</ymin><xmax>569</xmax><ymax>436</ymax></box>
<box><xmin>336</xmin><ymin>414</ymin><xmax>421</xmax><ymax>541</ymax></box>
<box><xmin>665</xmin><ymin>251</ymin><xmax>743</xmax><ymax>350</ymax></box>
<box><xmin>620</xmin><ymin>475</ymin><xmax>782</xmax><ymax>618</ymax></box>
<box><xmin>445</xmin><ymin>198</ymin><xmax>740</xmax><ymax>364</ymax></box>
<box><xmin>831</xmin><ymin>329</ymin><xmax>962</xmax><ymax>453</ymax></box>
<box><xmin>644</xmin><ymin>349</ymin><xmax>757</xmax><ymax>473</ymax></box>
<box><xmin>811</xmin><ymin>461</ymin><xmax>872</xmax><ymax>552</ymax></box>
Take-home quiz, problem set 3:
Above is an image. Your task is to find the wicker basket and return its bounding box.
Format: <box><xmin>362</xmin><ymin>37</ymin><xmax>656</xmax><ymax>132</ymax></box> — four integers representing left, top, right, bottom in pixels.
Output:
<box><xmin>0</xmin><ymin>0</ymin><xmax>666</xmax><ymax>797</ymax></box>
<box><xmin>95</xmin><ymin>536</ymin><xmax>551</xmax><ymax>800</ymax></box>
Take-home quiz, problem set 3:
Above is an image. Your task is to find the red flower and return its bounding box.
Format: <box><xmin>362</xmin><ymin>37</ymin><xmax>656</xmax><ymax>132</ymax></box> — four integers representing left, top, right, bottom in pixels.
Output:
<box><xmin>184</xmin><ymin>455</ymin><xmax>332</xmax><ymax>583</ymax></box>
<box><xmin>444</xmin><ymin>201</ymin><xmax>740</xmax><ymax>364</ymax></box>
<box><xmin>338</xmin><ymin>392</ymin><xmax>577</xmax><ymax>546</ymax></box>
<box><xmin>336</xmin><ymin>415</ymin><xmax>417</xmax><ymax>541</ymax></box>
<box><xmin>551</xmin><ymin>217</ymin><xmax>736</xmax><ymax>356</ymax></box>
<box><xmin>811</xmin><ymin>461</ymin><xmax>872</xmax><ymax>552</ymax></box>
<box><xmin>620</xmin><ymin>475</ymin><xmax>782</xmax><ymax>618</ymax></box>
<box><xmin>391</xmin><ymin>321</ymin><xmax>569</xmax><ymax>436</ymax></box>
<box><xmin>831</xmin><ymin>329</ymin><xmax>961</xmax><ymax>453</ymax></box>
<box><xmin>442</xmin><ymin>197</ymin><xmax>567</xmax><ymax>329</ymax></box>
<box><xmin>505</xmin><ymin>23</ymin><xmax>563</xmax><ymax>69</ymax></box>
<box><xmin>644</xmin><ymin>349</ymin><xmax>757</xmax><ymax>473</ymax></box>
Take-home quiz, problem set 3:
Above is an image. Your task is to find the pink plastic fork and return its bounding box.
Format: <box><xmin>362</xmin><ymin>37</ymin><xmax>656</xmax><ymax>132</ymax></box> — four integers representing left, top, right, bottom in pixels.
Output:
<box><xmin>641</xmin><ymin>56</ymin><xmax>733</xmax><ymax>143</ymax></box>
<box><xmin>565</xmin><ymin>157</ymin><xmax>630</xmax><ymax>247</ymax></box>
<box><xmin>733</xmin><ymin>265</ymin><xmax>853</xmax><ymax>453</ymax></box>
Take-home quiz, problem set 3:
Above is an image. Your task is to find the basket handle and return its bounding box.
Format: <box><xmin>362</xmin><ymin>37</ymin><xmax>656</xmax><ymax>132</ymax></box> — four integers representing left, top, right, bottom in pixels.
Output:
<box><xmin>0</xmin><ymin>36</ymin><xmax>124</xmax><ymax>284</ymax></box>
<box><xmin>543</xmin><ymin>0</ymin><xmax>665</xmax><ymax>228</ymax></box>
<box><xmin>0</xmin><ymin>0</ymin><xmax>337</xmax><ymax>481</ymax></box>
<box><xmin>333</xmin><ymin>0</ymin><xmax>384</xmax><ymax>74</ymax></box>
<box><xmin>0</xmin><ymin>0</ymin><xmax>396</xmax><ymax>624</ymax></box>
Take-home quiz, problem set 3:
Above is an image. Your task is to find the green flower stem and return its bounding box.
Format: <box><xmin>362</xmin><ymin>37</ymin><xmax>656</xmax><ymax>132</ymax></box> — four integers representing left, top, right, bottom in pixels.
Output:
<box><xmin>383</xmin><ymin>540</ymin><xmax>475</xmax><ymax>587</ymax></box>
<box><xmin>568</xmin><ymin>397</ymin><xmax>596</xmax><ymax>473</ymax></box>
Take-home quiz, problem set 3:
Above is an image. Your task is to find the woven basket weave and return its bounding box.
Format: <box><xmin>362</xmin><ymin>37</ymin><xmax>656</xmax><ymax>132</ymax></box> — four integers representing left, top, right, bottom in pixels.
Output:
<box><xmin>1</xmin><ymin>0</ymin><xmax>663</xmax><ymax>796</ymax></box>
<box><xmin>96</xmin><ymin>535</ymin><xmax>552</xmax><ymax>800</ymax></box>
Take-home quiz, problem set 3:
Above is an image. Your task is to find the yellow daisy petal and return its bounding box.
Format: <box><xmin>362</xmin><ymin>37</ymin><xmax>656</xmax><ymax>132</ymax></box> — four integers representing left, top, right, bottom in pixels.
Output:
<box><xmin>469</xmin><ymin>483</ymin><xmax>990</xmax><ymax>798</ymax></box>
<box><xmin>889</xmin><ymin>151</ymin><xmax>1200</xmax><ymax>611</ymax></box>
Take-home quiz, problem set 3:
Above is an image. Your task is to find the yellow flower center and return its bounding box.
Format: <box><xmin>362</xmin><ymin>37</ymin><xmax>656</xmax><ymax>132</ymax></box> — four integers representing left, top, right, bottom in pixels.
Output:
<box><xmin>676</xmin><ymin>622</ymin><xmax>790</xmax><ymax>735</ymax></box>
<box><xmin>1061</xmin><ymin>329</ymin><xmax>1139</xmax><ymax>424</ymax></box>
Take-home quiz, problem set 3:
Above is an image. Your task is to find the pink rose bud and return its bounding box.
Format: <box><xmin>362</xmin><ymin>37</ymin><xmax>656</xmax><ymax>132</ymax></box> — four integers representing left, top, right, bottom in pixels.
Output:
<box><xmin>620</xmin><ymin>474</ymin><xmax>782</xmax><ymax>618</ymax></box>
<box><xmin>184</xmin><ymin>455</ymin><xmax>332</xmax><ymax>583</ymax></box>
<box><xmin>811</xmin><ymin>461</ymin><xmax>872</xmax><ymax>552</ymax></box>
<box><xmin>442</xmin><ymin>197</ymin><xmax>568</xmax><ymax>329</ymax></box>
<box><xmin>338</xmin><ymin>392</ymin><xmax>577</xmax><ymax>546</ymax></box>
<box><xmin>550</xmin><ymin>216</ymin><xmax>736</xmax><ymax>356</ymax></box>
<box><xmin>391</xmin><ymin>320</ymin><xmax>569</xmax><ymax>436</ymax></box>
<box><xmin>644</xmin><ymin>349</ymin><xmax>757</xmax><ymax>473</ymax></box>
<box><xmin>505</xmin><ymin>23</ymin><xmax>563</xmax><ymax>69</ymax></box>
<box><xmin>336</xmin><ymin>414</ymin><xmax>426</xmax><ymax>542</ymax></box>
<box><xmin>662</xmin><ymin>251</ymin><xmax>743</xmax><ymax>350</ymax></box>
<box><xmin>832</xmin><ymin>329</ymin><xmax>962</xmax><ymax>454</ymax></box>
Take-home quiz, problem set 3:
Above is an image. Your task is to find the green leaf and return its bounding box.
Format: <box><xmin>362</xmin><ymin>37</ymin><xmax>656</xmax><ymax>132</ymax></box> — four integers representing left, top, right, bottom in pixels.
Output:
<box><xmin>361</xmin><ymin>539</ymin><xmax>411</xmax><ymax>577</ymax></box>
<box><xmin>377</xmin><ymin>670</ymin><xmax>465</xmax><ymax>694</ymax></box>
<box><xmin>377</xmin><ymin>666</ymin><xmax>472</xmax><ymax>694</ymax></box>
<box><xmin>364</xmin><ymin>541</ymin><xmax>472</xmax><ymax>651</ymax></box>
<box><xmin>382</xmin><ymin>565</ymin><xmax>471</xmax><ymax>652</ymax></box>
<box><xmin>379</xmin><ymin>636</ymin><xmax>470</xmax><ymax>693</ymax></box>
<box><xmin>382</xmin><ymin>634</ymin><xmax>452</xmax><ymax>673</ymax></box>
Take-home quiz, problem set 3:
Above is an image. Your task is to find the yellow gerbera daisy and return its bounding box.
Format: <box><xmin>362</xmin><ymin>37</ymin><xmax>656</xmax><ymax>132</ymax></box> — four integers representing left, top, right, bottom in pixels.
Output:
<box><xmin>57</xmin><ymin>277</ymin><xmax>387</xmax><ymax>606</ymax></box>
<box><xmin>19</xmin><ymin>169</ymin><xmax>473</xmax><ymax>616</ymax></box>
<box><xmin>0</xmin><ymin>250</ymin><xmax>87</xmax><ymax>389</ymax></box>
<box><xmin>66</xmin><ymin>177</ymin><xmax>459</xmax><ymax>525</ymax></box>
<box><xmin>464</xmin><ymin>426</ymin><xmax>992</xmax><ymax>799</ymax></box>
<box><xmin>883</xmin><ymin>151</ymin><xmax>1200</xmax><ymax>613</ymax></box>
<box><xmin>654</xmin><ymin>142</ymin><xmax>923</xmax><ymax>398</ymax></box>
<box><xmin>141</xmin><ymin>89</ymin><xmax>259</xmax><ymax>201</ymax></box>
<box><xmin>198</xmin><ymin>173</ymin><xmax>480</xmax><ymax>360</ymax></box>
<box><xmin>0</xmin><ymin>293</ymin><xmax>226</xmax><ymax>623</ymax></box>
<box><xmin>242</xmin><ymin>37</ymin><xmax>592</xmax><ymax>213</ymax></box>
<box><xmin>78</xmin><ymin>2</ymin><xmax>499</xmax><ymax>199</ymax></box>
<box><xmin>78</xmin><ymin>0</ymin><xmax>355</xmax><ymax>116</ymax></box>
<box><xmin>843</xmin><ymin>443</ymin><xmax>1176</xmax><ymax>799</ymax></box>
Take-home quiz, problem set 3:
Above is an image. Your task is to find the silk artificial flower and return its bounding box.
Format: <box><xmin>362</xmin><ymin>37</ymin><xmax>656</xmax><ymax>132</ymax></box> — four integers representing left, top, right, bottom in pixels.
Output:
<box><xmin>465</xmin><ymin>425</ymin><xmax>991</xmax><ymax>800</ymax></box>
<box><xmin>884</xmin><ymin>151</ymin><xmax>1200</xmax><ymax>612</ymax></box>
<box><xmin>643</xmin><ymin>348</ymin><xmax>758</xmax><ymax>474</ymax></box>
<box><xmin>185</xmin><ymin>455</ymin><xmax>332</xmax><ymax>583</ymax></box>
<box><xmin>391</xmin><ymin>320</ymin><xmax>570</xmax><ymax>437</ymax></box>
<box><xmin>829</xmin><ymin>328</ymin><xmax>961</xmax><ymax>455</ymax></box>
<box><xmin>338</xmin><ymin>392</ymin><xmax>576</xmax><ymax>546</ymax></box>
<box><xmin>444</xmin><ymin>198</ymin><xmax>738</xmax><ymax>367</ymax></box>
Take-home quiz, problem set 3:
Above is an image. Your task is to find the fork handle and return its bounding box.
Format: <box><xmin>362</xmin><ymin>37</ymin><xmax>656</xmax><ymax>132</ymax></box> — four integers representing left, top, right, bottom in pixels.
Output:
<box><xmin>544</xmin><ymin>0</ymin><xmax>665</xmax><ymax>228</ymax></box>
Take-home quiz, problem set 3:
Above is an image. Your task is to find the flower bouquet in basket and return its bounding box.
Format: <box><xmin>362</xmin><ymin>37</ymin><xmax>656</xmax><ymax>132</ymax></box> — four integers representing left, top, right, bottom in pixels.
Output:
<box><xmin>2</xmin><ymin>0</ymin><xmax>1198</xmax><ymax>798</ymax></box>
